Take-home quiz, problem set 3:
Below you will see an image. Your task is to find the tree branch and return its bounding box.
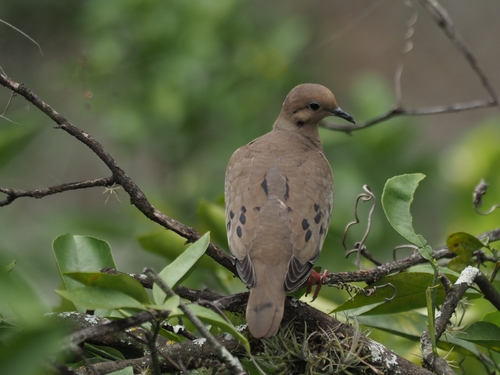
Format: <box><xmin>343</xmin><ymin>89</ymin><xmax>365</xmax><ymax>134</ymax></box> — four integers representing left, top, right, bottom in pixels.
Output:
<box><xmin>320</xmin><ymin>0</ymin><xmax>499</xmax><ymax>135</ymax></box>
<box><xmin>0</xmin><ymin>71</ymin><xmax>236</xmax><ymax>275</ymax></box>
<box><xmin>0</xmin><ymin>177</ymin><xmax>115</xmax><ymax>207</ymax></box>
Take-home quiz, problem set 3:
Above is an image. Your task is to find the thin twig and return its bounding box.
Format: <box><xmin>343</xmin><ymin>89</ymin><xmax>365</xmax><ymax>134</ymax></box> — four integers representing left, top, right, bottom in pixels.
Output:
<box><xmin>320</xmin><ymin>99</ymin><xmax>496</xmax><ymax>133</ymax></box>
<box><xmin>343</xmin><ymin>185</ymin><xmax>378</xmax><ymax>268</ymax></box>
<box><xmin>0</xmin><ymin>18</ymin><xmax>43</xmax><ymax>56</ymax></box>
<box><xmin>394</xmin><ymin>0</ymin><xmax>417</xmax><ymax>106</ymax></box>
<box><xmin>144</xmin><ymin>268</ymin><xmax>247</xmax><ymax>375</ymax></box>
<box><xmin>417</xmin><ymin>0</ymin><xmax>499</xmax><ymax>106</ymax></box>
<box><xmin>0</xmin><ymin>177</ymin><xmax>116</xmax><ymax>207</ymax></box>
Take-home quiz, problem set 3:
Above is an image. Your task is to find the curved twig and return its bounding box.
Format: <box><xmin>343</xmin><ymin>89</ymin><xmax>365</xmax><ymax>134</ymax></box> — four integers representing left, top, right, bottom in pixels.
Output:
<box><xmin>343</xmin><ymin>185</ymin><xmax>378</xmax><ymax>268</ymax></box>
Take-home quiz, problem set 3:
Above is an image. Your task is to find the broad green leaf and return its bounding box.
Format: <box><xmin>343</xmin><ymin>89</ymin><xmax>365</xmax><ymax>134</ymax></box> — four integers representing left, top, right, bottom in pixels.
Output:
<box><xmin>358</xmin><ymin>312</ymin><xmax>485</xmax><ymax>358</ymax></box>
<box><xmin>334</xmin><ymin>272</ymin><xmax>447</xmax><ymax>315</ymax></box>
<box><xmin>382</xmin><ymin>174</ymin><xmax>427</xmax><ymax>248</ymax></box>
<box><xmin>56</xmin><ymin>286</ymin><xmax>144</xmax><ymax>310</ymax></box>
<box><xmin>162</xmin><ymin>295</ymin><xmax>181</xmax><ymax>313</ymax></box>
<box><xmin>197</xmin><ymin>200</ymin><xmax>228</xmax><ymax>248</ymax></box>
<box><xmin>171</xmin><ymin>304</ymin><xmax>250</xmax><ymax>352</ymax></box>
<box><xmin>64</xmin><ymin>272</ymin><xmax>149</xmax><ymax>304</ymax></box>
<box><xmin>138</xmin><ymin>230</ymin><xmax>190</xmax><ymax>259</ymax></box>
<box><xmin>446</xmin><ymin>232</ymin><xmax>484</xmax><ymax>272</ymax></box>
<box><xmin>53</xmin><ymin>234</ymin><xmax>116</xmax><ymax>291</ymax></box>
<box><xmin>153</xmin><ymin>232</ymin><xmax>210</xmax><ymax>306</ymax></box>
<box><xmin>457</xmin><ymin>321</ymin><xmax>500</xmax><ymax>352</ymax></box>
<box><xmin>358</xmin><ymin>311</ymin><xmax>427</xmax><ymax>340</ymax></box>
<box><xmin>484</xmin><ymin>311</ymin><xmax>500</xmax><ymax>326</ymax></box>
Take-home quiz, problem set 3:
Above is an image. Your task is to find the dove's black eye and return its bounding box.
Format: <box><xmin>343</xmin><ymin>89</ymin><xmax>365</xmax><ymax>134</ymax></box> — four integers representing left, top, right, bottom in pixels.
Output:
<box><xmin>308</xmin><ymin>102</ymin><xmax>321</xmax><ymax>111</ymax></box>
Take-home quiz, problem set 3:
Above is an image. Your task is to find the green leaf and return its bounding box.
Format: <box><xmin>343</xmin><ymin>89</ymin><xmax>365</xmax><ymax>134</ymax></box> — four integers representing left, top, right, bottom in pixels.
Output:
<box><xmin>197</xmin><ymin>200</ymin><xmax>228</xmax><ymax>248</ymax></box>
<box><xmin>53</xmin><ymin>234</ymin><xmax>116</xmax><ymax>291</ymax></box>
<box><xmin>446</xmin><ymin>232</ymin><xmax>484</xmax><ymax>272</ymax></box>
<box><xmin>56</xmin><ymin>286</ymin><xmax>144</xmax><ymax>310</ymax></box>
<box><xmin>457</xmin><ymin>321</ymin><xmax>500</xmax><ymax>352</ymax></box>
<box><xmin>382</xmin><ymin>174</ymin><xmax>427</xmax><ymax>248</ymax></box>
<box><xmin>64</xmin><ymin>272</ymin><xmax>149</xmax><ymax>304</ymax></box>
<box><xmin>171</xmin><ymin>304</ymin><xmax>250</xmax><ymax>352</ymax></box>
<box><xmin>357</xmin><ymin>312</ymin><xmax>486</xmax><ymax>358</ymax></box>
<box><xmin>152</xmin><ymin>232</ymin><xmax>210</xmax><ymax>306</ymax></box>
<box><xmin>484</xmin><ymin>311</ymin><xmax>500</xmax><ymax>326</ymax></box>
<box><xmin>84</xmin><ymin>343</ymin><xmax>126</xmax><ymax>360</ymax></box>
<box><xmin>138</xmin><ymin>230</ymin><xmax>190</xmax><ymax>259</ymax></box>
<box><xmin>0</xmin><ymin>269</ymin><xmax>46</xmax><ymax>324</ymax></box>
<box><xmin>358</xmin><ymin>311</ymin><xmax>427</xmax><ymax>340</ymax></box>
<box><xmin>333</xmin><ymin>271</ymin><xmax>479</xmax><ymax>315</ymax></box>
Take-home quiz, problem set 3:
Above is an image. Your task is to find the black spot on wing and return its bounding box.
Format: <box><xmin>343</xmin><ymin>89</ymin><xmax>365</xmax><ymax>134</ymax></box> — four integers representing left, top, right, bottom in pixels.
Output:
<box><xmin>230</xmin><ymin>211</ymin><xmax>235</xmax><ymax>219</ymax></box>
<box><xmin>239</xmin><ymin>212</ymin><xmax>246</xmax><ymax>225</ymax></box>
<box><xmin>261</xmin><ymin>178</ymin><xmax>268</xmax><ymax>196</ymax></box>
<box><xmin>319</xmin><ymin>225</ymin><xmax>324</xmax><ymax>235</ymax></box>
<box><xmin>301</xmin><ymin>219</ymin><xmax>310</xmax><ymax>230</ymax></box>
<box><xmin>314</xmin><ymin>211</ymin><xmax>322</xmax><ymax>224</ymax></box>
<box><xmin>226</xmin><ymin>220</ymin><xmax>231</xmax><ymax>231</ymax></box>
<box><xmin>236</xmin><ymin>226</ymin><xmax>243</xmax><ymax>238</ymax></box>
<box><xmin>305</xmin><ymin>229</ymin><xmax>312</xmax><ymax>242</ymax></box>
<box><xmin>241</xmin><ymin>205</ymin><xmax>247</xmax><ymax>213</ymax></box>
<box><xmin>314</xmin><ymin>203</ymin><xmax>320</xmax><ymax>212</ymax></box>
<box><xmin>284</xmin><ymin>177</ymin><xmax>290</xmax><ymax>200</ymax></box>
<box><xmin>253</xmin><ymin>206</ymin><xmax>261</xmax><ymax>212</ymax></box>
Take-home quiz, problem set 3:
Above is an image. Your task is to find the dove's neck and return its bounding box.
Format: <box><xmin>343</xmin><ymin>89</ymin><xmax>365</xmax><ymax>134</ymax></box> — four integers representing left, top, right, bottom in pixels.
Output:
<box><xmin>273</xmin><ymin>116</ymin><xmax>322</xmax><ymax>149</ymax></box>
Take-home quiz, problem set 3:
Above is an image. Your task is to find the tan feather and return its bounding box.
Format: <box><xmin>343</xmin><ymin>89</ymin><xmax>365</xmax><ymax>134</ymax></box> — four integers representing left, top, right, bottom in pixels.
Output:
<box><xmin>225</xmin><ymin>84</ymin><xmax>354</xmax><ymax>338</ymax></box>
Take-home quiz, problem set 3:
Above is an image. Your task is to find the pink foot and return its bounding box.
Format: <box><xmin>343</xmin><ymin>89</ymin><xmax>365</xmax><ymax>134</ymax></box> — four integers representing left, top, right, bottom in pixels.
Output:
<box><xmin>305</xmin><ymin>269</ymin><xmax>328</xmax><ymax>302</ymax></box>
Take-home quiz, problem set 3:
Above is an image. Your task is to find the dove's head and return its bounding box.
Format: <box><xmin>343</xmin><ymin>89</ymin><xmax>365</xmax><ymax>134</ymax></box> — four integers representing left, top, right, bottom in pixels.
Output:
<box><xmin>274</xmin><ymin>84</ymin><xmax>355</xmax><ymax>134</ymax></box>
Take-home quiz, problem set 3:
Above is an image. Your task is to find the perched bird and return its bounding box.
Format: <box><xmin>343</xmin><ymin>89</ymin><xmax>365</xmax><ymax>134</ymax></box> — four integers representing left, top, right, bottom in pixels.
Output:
<box><xmin>225</xmin><ymin>84</ymin><xmax>355</xmax><ymax>338</ymax></box>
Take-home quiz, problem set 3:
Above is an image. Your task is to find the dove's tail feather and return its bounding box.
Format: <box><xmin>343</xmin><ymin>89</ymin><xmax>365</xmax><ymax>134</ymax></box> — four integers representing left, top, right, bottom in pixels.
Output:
<box><xmin>245</xmin><ymin>275</ymin><xmax>286</xmax><ymax>338</ymax></box>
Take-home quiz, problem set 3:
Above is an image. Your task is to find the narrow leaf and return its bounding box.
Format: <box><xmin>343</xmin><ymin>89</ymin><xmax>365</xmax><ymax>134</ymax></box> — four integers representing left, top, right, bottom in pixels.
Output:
<box><xmin>171</xmin><ymin>304</ymin><xmax>250</xmax><ymax>352</ymax></box>
<box><xmin>153</xmin><ymin>232</ymin><xmax>210</xmax><ymax>306</ymax></box>
<box><xmin>56</xmin><ymin>287</ymin><xmax>144</xmax><ymax>310</ymax></box>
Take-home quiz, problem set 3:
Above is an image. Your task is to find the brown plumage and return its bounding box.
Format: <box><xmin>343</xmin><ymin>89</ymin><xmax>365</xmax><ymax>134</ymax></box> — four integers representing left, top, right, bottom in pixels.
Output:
<box><xmin>225</xmin><ymin>84</ymin><xmax>355</xmax><ymax>338</ymax></box>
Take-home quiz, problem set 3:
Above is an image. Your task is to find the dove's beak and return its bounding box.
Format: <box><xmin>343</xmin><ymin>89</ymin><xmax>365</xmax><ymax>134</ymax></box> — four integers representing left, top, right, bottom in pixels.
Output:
<box><xmin>330</xmin><ymin>107</ymin><xmax>355</xmax><ymax>124</ymax></box>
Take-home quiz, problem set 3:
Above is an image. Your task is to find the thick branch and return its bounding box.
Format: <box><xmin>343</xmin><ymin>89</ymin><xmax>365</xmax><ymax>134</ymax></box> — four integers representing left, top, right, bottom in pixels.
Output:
<box><xmin>325</xmin><ymin>228</ymin><xmax>500</xmax><ymax>285</ymax></box>
<box><xmin>49</xmin><ymin>312</ymin><xmax>244</xmax><ymax>375</ymax></box>
<box><xmin>0</xmin><ymin>71</ymin><xmax>236</xmax><ymax>274</ymax></box>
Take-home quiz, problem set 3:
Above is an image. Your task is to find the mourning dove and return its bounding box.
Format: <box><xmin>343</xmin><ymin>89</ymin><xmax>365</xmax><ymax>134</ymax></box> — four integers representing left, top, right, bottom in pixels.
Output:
<box><xmin>225</xmin><ymin>83</ymin><xmax>355</xmax><ymax>338</ymax></box>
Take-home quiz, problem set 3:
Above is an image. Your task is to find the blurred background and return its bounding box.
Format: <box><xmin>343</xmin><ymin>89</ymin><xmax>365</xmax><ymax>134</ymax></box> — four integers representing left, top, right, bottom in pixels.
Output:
<box><xmin>0</xmin><ymin>0</ymin><xmax>499</xmax><ymax>367</ymax></box>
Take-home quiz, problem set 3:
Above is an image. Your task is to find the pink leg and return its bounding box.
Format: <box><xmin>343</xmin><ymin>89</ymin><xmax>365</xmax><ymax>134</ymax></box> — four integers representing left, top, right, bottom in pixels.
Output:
<box><xmin>305</xmin><ymin>269</ymin><xmax>328</xmax><ymax>302</ymax></box>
